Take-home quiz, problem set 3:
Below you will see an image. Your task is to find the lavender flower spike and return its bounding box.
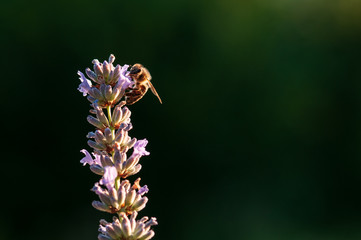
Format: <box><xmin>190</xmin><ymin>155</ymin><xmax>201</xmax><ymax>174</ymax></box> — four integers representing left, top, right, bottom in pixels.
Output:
<box><xmin>77</xmin><ymin>55</ymin><xmax>158</xmax><ymax>240</ymax></box>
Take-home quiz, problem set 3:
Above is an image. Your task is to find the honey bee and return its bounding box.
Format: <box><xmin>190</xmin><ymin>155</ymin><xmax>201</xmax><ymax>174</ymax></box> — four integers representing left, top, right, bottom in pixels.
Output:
<box><xmin>125</xmin><ymin>63</ymin><xmax>162</xmax><ymax>105</ymax></box>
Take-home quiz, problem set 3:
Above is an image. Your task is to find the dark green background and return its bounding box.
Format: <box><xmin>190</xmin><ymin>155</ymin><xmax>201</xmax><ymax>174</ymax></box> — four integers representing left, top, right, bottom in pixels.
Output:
<box><xmin>2</xmin><ymin>0</ymin><xmax>361</xmax><ymax>239</ymax></box>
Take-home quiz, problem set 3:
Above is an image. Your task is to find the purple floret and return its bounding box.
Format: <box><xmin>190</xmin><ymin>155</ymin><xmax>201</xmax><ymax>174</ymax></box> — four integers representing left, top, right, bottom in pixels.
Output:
<box><xmin>133</xmin><ymin>139</ymin><xmax>150</xmax><ymax>157</ymax></box>
<box><xmin>77</xmin><ymin>71</ymin><xmax>92</xmax><ymax>96</ymax></box>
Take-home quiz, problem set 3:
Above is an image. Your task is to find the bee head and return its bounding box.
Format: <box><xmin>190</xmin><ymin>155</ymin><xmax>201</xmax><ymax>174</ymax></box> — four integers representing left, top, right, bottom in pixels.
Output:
<box><xmin>130</xmin><ymin>64</ymin><xmax>143</xmax><ymax>75</ymax></box>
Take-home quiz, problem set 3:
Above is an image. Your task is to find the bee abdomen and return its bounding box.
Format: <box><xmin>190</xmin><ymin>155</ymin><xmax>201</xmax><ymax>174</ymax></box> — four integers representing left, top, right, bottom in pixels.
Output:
<box><xmin>125</xmin><ymin>86</ymin><xmax>148</xmax><ymax>105</ymax></box>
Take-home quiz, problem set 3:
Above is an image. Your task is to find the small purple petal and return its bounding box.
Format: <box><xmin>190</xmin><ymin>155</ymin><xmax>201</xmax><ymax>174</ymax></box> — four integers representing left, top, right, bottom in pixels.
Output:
<box><xmin>98</xmin><ymin>225</ymin><xmax>107</xmax><ymax>234</ymax></box>
<box><xmin>115</xmin><ymin>76</ymin><xmax>132</xmax><ymax>92</ymax></box>
<box><xmin>92</xmin><ymin>152</ymin><xmax>102</xmax><ymax>165</ymax></box>
<box><xmin>138</xmin><ymin>185</ymin><xmax>149</xmax><ymax>195</ymax></box>
<box><xmin>77</xmin><ymin>71</ymin><xmax>92</xmax><ymax>96</ymax></box>
<box><xmin>91</xmin><ymin>182</ymin><xmax>105</xmax><ymax>195</ymax></box>
<box><xmin>133</xmin><ymin>139</ymin><xmax>150</xmax><ymax>157</ymax></box>
<box><xmin>80</xmin><ymin>149</ymin><xmax>94</xmax><ymax>166</ymax></box>
<box><xmin>100</xmin><ymin>166</ymin><xmax>118</xmax><ymax>190</ymax></box>
<box><xmin>120</xmin><ymin>65</ymin><xmax>133</xmax><ymax>87</ymax></box>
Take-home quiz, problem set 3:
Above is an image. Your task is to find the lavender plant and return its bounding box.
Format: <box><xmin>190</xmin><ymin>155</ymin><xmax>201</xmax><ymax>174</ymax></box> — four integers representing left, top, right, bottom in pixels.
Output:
<box><xmin>77</xmin><ymin>54</ymin><xmax>158</xmax><ymax>240</ymax></box>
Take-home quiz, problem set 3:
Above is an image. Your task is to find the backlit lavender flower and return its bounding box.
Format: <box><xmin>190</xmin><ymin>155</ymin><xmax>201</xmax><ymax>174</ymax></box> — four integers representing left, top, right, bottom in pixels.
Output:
<box><xmin>133</xmin><ymin>139</ymin><xmax>150</xmax><ymax>157</ymax></box>
<box><xmin>100</xmin><ymin>166</ymin><xmax>118</xmax><ymax>190</ymax></box>
<box><xmin>80</xmin><ymin>149</ymin><xmax>101</xmax><ymax>166</ymax></box>
<box><xmin>117</xmin><ymin>64</ymin><xmax>133</xmax><ymax>89</ymax></box>
<box><xmin>92</xmin><ymin>178</ymin><xmax>149</xmax><ymax>215</ymax></box>
<box><xmin>77</xmin><ymin>71</ymin><xmax>92</xmax><ymax>96</ymax></box>
<box><xmin>138</xmin><ymin>185</ymin><xmax>149</xmax><ymax>195</ymax></box>
<box><xmin>78</xmin><ymin>54</ymin><xmax>134</xmax><ymax>108</ymax></box>
<box><xmin>77</xmin><ymin>54</ymin><xmax>157</xmax><ymax>240</ymax></box>
<box><xmin>98</xmin><ymin>213</ymin><xmax>158</xmax><ymax>240</ymax></box>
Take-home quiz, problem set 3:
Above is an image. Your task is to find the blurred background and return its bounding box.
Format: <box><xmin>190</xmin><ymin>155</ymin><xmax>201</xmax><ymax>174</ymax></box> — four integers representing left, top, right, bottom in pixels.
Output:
<box><xmin>1</xmin><ymin>0</ymin><xmax>361</xmax><ymax>239</ymax></box>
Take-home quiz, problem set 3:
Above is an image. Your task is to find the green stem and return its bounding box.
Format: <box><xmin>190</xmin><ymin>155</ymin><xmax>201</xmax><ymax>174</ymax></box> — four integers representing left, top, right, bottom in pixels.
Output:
<box><xmin>107</xmin><ymin>105</ymin><xmax>115</xmax><ymax>139</ymax></box>
<box><xmin>107</xmin><ymin>105</ymin><xmax>119</xmax><ymax>191</ymax></box>
<box><xmin>107</xmin><ymin>105</ymin><xmax>112</xmax><ymax>126</ymax></box>
<box><xmin>115</xmin><ymin>175</ymin><xmax>120</xmax><ymax>190</ymax></box>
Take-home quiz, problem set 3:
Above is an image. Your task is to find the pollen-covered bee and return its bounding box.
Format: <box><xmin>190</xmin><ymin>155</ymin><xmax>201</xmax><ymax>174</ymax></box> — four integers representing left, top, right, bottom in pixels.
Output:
<box><xmin>125</xmin><ymin>63</ymin><xmax>162</xmax><ymax>105</ymax></box>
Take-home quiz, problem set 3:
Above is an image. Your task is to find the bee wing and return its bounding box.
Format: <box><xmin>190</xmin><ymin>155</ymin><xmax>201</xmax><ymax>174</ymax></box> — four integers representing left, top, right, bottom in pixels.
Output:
<box><xmin>146</xmin><ymin>79</ymin><xmax>162</xmax><ymax>104</ymax></box>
